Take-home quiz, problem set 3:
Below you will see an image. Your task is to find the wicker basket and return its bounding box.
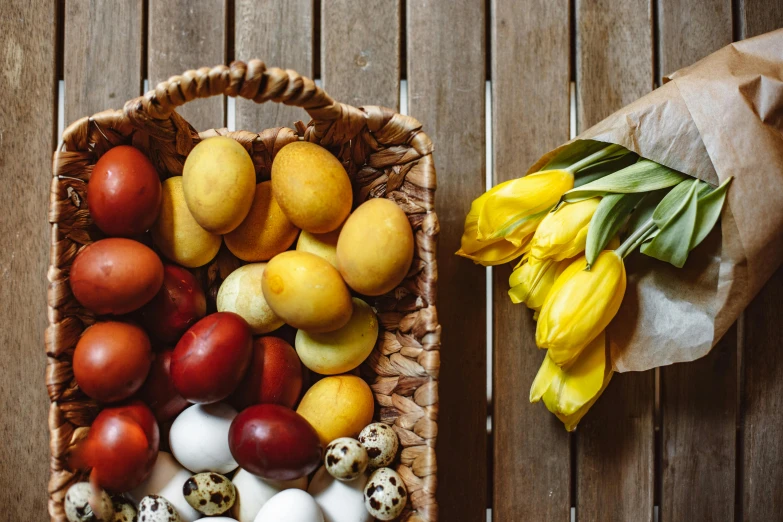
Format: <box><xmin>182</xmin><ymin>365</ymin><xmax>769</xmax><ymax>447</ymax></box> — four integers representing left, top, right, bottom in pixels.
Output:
<box><xmin>46</xmin><ymin>60</ymin><xmax>439</xmax><ymax>522</ymax></box>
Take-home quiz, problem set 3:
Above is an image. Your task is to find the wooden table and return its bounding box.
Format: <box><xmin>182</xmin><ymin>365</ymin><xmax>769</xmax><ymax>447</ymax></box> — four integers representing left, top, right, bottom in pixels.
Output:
<box><xmin>2</xmin><ymin>1</ymin><xmax>782</xmax><ymax>520</ymax></box>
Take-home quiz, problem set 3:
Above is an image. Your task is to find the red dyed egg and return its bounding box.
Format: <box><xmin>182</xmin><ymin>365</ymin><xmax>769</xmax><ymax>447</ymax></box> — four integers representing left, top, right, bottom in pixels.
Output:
<box><xmin>170</xmin><ymin>312</ymin><xmax>252</xmax><ymax>404</ymax></box>
<box><xmin>140</xmin><ymin>264</ymin><xmax>207</xmax><ymax>344</ymax></box>
<box><xmin>231</xmin><ymin>337</ymin><xmax>302</xmax><ymax>410</ymax></box>
<box><xmin>137</xmin><ymin>348</ymin><xmax>190</xmax><ymax>423</ymax></box>
<box><xmin>88</xmin><ymin>145</ymin><xmax>162</xmax><ymax>237</ymax></box>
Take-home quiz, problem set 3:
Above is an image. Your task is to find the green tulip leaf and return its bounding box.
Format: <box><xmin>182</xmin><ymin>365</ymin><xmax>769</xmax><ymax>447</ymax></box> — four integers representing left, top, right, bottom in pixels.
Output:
<box><xmin>543</xmin><ymin>140</ymin><xmax>625</xmax><ymax>171</ymax></box>
<box><xmin>641</xmin><ymin>181</ymin><xmax>699</xmax><ymax>268</ymax></box>
<box><xmin>564</xmin><ymin>160</ymin><xmax>688</xmax><ymax>202</ymax></box>
<box><xmin>573</xmin><ymin>153</ymin><xmax>639</xmax><ymax>188</ymax></box>
<box><xmin>651</xmin><ymin>178</ymin><xmax>712</xmax><ymax>228</ymax></box>
<box><xmin>625</xmin><ymin>189</ymin><xmax>667</xmax><ymax>238</ymax></box>
<box><xmin>691</xmin><ymin>177</ymin><xmax>732</xmax><ymax>249</ymax></box>
<box><xmin>586</xmin><ymin>193</ymin><xmax>644</xmax><ymax>266</ymax></box>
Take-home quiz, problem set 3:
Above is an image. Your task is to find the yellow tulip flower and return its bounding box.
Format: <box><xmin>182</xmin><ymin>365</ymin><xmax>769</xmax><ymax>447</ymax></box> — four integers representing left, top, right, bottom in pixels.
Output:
<box><xmin>530</xmin><ymin>331</ymin><xmax>613</xmax><ymax>431</ymax></box>
<box><xmin>508</xmin><ymin>255</ymin><xmax>570</xmax><ymax>311</ymax></box>
<box><xmin>530</xmin><ymin>198</ymin><xmax>600</xmax><ymax>261</ymax></box>
<box><xmin>536</xmin><ymin>250</ymin><xmax>626</xmax><ymax>368</ymax></box>
<box><xmin>456</xmin><ymin>170</ymin><xmax>574</xmax><ymax>266</ymax></box>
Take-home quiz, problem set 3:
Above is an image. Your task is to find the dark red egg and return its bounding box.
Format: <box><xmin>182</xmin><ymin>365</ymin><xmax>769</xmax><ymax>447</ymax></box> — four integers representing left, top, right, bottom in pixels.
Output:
<box><xmin>140</xmin><ymin>264</ymin><xmax>207</xmax><ymax>344</ymax></box>
<box><xmin>170</xmin><ymin>312</ymin><xmax>252</xmax><ymax>404</ymax></box>
<box><xmin>72</xmin><ymin>401</ymin><xmax>159</xmax><ymax>493</ymax></box>
<box><xmin>137</xmin><ymin>348</ymin><xmax>190</xmax><ymax>423</ymax></box>
<box><xmin>230</xmin><ymin>337</ymin><xmax>302</xmax><ymax>410</ymax></box>
<box><xmin>69</xmin><ymin>238</ymin><xmax>164</xmax><ymax>315</ymax></box>
<box><xmin>73</xmin><ymin>322</ymin><xmax>152</xmax><ymax>403</ymax></box>
<box><xmin>229</xmin><ymin>404</ymin><xmax>322</xmax><ymax>481</ymax></box>
<box><xmin>88</xmin><ymin>145</ymin><xmax>162</xmax><ymax>237</ymax></box>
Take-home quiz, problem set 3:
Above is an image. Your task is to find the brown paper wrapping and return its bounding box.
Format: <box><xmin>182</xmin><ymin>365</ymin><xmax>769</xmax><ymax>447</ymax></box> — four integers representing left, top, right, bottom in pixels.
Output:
<box><xmin>527</xmin><ymin>29</ymin><xmax>783</xmax><ymax>372</ymax></box>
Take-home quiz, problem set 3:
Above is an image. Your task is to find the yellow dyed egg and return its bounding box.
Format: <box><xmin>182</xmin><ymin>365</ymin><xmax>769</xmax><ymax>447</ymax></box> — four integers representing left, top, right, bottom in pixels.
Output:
<box><xmin>216</xmin><ymin>263</ymin><xmax>284</xmax><ymax>335</ymax></box>
<box><xmin>152</xmin><ymin>176</ymin><xmax>221</xmax><ymax>268</ymax></box>
<box><xmin>271</xmin><ymin>142</ymin><xmax>352</xmax><ymax>234</ymax></box>
<box><xmin>183</xmin><ymin>136</ymin><xmax>256</xmax><ymax>234</ymax></box>
<box><xmin>296</xmin><ymin>375</ymin><xmax>375</xmax><ymax>447</ymax></box>
<box><xmin>262</xmin><ymin>251</ymin><xmax>352</xmax><ymax>333</ymax></box>
<box><xmin>224</xmin><ymin>182</ymin><xmax>299</xmax><ymax>262</ymax></box>
<box><xmin>295</xmin><ymin>298</ymin><xmax>378</xmax><ymax>375</ymax></box>
<box><xmin>296</xmin><ymin>227</ymin><xmax>341</xmax><ymax>269</ymax></box>
<box><xmin>337</xmin><ymin>198</ymin><xmax>414</xmax><ymax>296</ymax></box>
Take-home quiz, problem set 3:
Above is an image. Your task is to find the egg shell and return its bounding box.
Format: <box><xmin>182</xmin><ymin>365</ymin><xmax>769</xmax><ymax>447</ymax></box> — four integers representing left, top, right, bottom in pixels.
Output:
<box><xmin>69</xmin><ymin>238</ymin><xmax>164</xmax><ymax>315</ymax></box>
<box><xmin>183</xmin><ymin>472</ymin><xmax>236</xmax><ymax>516</ymax></box>
<box><xmin>111</xmin><ymin>497</ymin><xmax>138</xmax><ymax>522</ymax></box>
<box><xmin>170</xmin><ymin>403</ymin><xmax>238</xmax><ymax>474</ymax></box>
<box><xmin>308</xmin><ymin>466</ymin><xmax>371</xmax><ymax>522</ymax></box>
<box><xmin>254</xmin><ymin>489</ymin><xmax>324</xmax><ymax>522</ymax></box>
<box><xmin>358</xmin><ymin>423</ymin><xmax>399</xmax><ymax>469</ymax></box>
<box><xmin>364</xmin><ymin>468</ymin><xmax>407</xmax><ymax>521</ymax></box>
<box><xmin>194</xmin><ymin>518</ymin><xmax>236</xmax><ymax>522</ymax></box>
<box><xmin>231</xmin><ymin>468</ymin><xmax>307</xmax><ymax>522</ymax></box>
<box><xmin>216</xmin><ymin>263</ymin><xmax>284</xmax><ymax>335</ymax></box>
<box><xmin>138</xmin><ymin>495</ymin><xmax>181</xmax><ymax>522</ymax></box>
<box><xmin>64</xmin><ymin>482</ymin><xmax>114</xmax><ymax>522</ymax></box>
<box><xmin>324</xmin><ymin>438</ymin><xmax>368</xmax><ymax>482</ymax></box>
<box><xmin>129</xmin><ymin>451</ymin><xmax>200</xmax><ymax>522</ymax></box>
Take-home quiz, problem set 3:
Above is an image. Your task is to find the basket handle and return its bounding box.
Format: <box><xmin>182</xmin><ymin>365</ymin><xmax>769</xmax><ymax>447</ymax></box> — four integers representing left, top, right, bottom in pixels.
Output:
<box><xmin>123</xmin><ymin>59</ymin><xmax>362</xmax><ymax>133</ymax></box>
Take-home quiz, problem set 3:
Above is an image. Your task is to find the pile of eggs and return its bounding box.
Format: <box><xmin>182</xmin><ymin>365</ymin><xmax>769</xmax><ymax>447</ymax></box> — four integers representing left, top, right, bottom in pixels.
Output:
<box><xmin>63</xmin><ymin>136</ymin><xmax>415</xmax><ymax>522</ymax></box>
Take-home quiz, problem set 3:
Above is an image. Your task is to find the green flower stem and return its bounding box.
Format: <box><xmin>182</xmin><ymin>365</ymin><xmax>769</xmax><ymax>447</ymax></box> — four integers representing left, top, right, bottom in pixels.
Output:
<box><xmin>566</xmin><ymin>144</ymin><xmax>624</xmax><ymax>174</ymax></box>
<box><xmin>616</xmin><ymin>218</ymin><xmax>657</xmax><ymax>259</ymax></box>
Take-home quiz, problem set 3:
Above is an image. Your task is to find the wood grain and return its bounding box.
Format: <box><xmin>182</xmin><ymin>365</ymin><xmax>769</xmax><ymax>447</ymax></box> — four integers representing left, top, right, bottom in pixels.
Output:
<box><xmin>658</xmin><ymin>0</ymin><xmax>732</xmax><ymax>78</ymax></box>
<box><xmin>661</xmin><ymin>330</ymin><xmax>737</xmax><ymax>522</ymax></box>
<box><xmin>321</xmin><ymin>0</ymin><xmax>400</xmax><ymax>110</ymax></box>
<box><xmin>490</xmin><ymin>0</ymin><xmax>572</xmax><ymax>518</ymax></box>
<box><xmin>658</xmin><ymin>8</ymin><xmax>736</xmax><ymax>519</ymax></box>
<box><xmin>147</xmin><ymin>0</ymin><xmax>227</xmax><ymax>131</ymax></box>
<box><xmin>234</xmin><ymin>0</ymin><xmax>313</xmax><ymax>130</ymax></box>
<box><xmin>64</xmin><ymin>0</ymin><xmax>143</xmax><ymax>125</ymax></box>
<box><xmin>740</xmin><ymin>0</ymin><xmax>783</xmax><ymax>38</ymax></box>
<box><xmin>575</xmin><ymin>0</ymin><xmax>655</xmax><ymax>519</ymax></box>
<box><xmin>0</xmin><ymin>0</ymin><xmax>57</xmax><ymax>520</ymax></box>
<box><xmin>407</xmin><ymin>1</ymin><xmax>487</xmax><ymax>519</ymax></box>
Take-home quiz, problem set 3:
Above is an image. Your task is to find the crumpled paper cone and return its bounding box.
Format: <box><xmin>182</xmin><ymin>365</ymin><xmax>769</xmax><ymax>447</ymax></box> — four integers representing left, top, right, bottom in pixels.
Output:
<box><xmin>527</xmin><ymin>29</ymin><xmax>783</xmax><ymax>372</ymax></box>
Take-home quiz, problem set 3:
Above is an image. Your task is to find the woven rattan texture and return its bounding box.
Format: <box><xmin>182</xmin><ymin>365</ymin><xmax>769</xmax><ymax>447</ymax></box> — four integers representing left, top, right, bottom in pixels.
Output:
<box><xmin>47</xmin><ymin>60</ymin><xmax>440</xmax><ymax>522</ymax></box>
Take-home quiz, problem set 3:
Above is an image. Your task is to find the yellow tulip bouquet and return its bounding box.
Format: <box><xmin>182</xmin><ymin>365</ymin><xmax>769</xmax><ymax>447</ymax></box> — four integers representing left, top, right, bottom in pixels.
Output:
<box><xmin>457</xmin><ymin>30</ymin><xmax>783</xmax><ymax>430</ymax></box>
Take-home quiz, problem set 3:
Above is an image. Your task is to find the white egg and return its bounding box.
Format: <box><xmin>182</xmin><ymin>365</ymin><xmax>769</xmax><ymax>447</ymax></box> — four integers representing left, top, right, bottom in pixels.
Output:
<box><xmin>194</xmin><ymin>519</ymin><xmax>237</xmax><ymax>521</ymax></box>
<box><xmin>232</xmin><ymin>468</ymin><xmax>308</xmax><ymax>522</ymax></box>
<box><xmin>169</xmin><ymin>403</ymin><xmax>238</xmax><ymax>474</ymax></box>
<box><xmin>308</xmin><ymin>466</ymin><xmax>371</xmax><ymax>522</ymax></box>
<box><xmin>129</xmin><ymin>451</ymin><xmax>201</xmax><ymax>522</ymax></box>
<box><xmin>254</xmin><ymin>489</ymin><xmax>323</xmax><ymax>522</ymax></box>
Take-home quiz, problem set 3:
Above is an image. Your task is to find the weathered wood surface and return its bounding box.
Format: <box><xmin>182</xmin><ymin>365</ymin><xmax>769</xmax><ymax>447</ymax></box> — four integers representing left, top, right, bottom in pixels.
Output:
<box><xmin>234</xmin><ymin>0</ymin><xmax>313</xmax><ymax>130</ymax></box>
<box><xmin>321</xmin><ymin>0</ymin><xmax>400</xmax><ymax>111</ymax></box>
<box><xmin>64</xmin><ymin>0</ymin><xmax>143</xmax><ymax>124</ymax></box>
<box><xmin>490</xmin><ymin>0</ymin><xmax>572</xmax><ymax>519</ymax></box>
<box><xmin>0</xmin><ymin>0</ymin><xmax>57</xmax><ymax>520</ymax></box>
<box><xmin>658</xmin><ymin>4</ymin><xmax>737</xmax><ymax>519</ymax></box>
<box><xmin>574</xmin><ymin>0</ymin><xmax>655</xmax><ymax>520</ymax></box>
<box><xmin>407</xmin><ymin>0</ymin><xmax>488</xmax><ymax>520</ymax></box>
<box><xmin>148</xmin><ymin>0</ymin><xmax>227</xmax><ymax>130</ymax></box>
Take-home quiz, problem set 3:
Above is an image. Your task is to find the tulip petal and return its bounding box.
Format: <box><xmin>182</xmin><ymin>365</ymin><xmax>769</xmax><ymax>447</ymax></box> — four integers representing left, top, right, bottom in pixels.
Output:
<box><xmin>530</xmin><ymin>198</ymin><xmax>600</xmax><ymax>261</ymax></box>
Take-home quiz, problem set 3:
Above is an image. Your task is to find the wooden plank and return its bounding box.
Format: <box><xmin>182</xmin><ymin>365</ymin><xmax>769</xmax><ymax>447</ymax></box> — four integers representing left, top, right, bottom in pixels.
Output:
<box><xmin>321</xmin><ymin>0</ymin><xmax>400</xmax><ymax>110</ymax></box>
<box><xmin>490</xmin><ymin>0</ymin><xmax>572</xmax><ymax>519</ymax></box>
<box><xmin>64</xmin><ymin>0</ymin><xmax>143</xmax><ymax>124</ymax></box>
<box><xmin>740</xmin><ymin>0</ymin><xmax>783</xmax><ymax>39</ymax></box>
<box><xmin>234</xmin><ymin>0</ymin><xmax>313</xmax><ymax>130</ymax></box>
<box><xmin>0</xmin><ymin>0</ymin><xmax>57</xmax><ymax>520</ymax></box>
<box><xmin>406</xmin><ymin>1</ymin><xmax>487</xmax><ymax>520</ymax></box>
<box><xmin>658</xmin><ymin>6</ymin><xmax>735</xmax><ymax>520</ymax></box>
<box><xmin>658</xmin><ymin>0</ymin><xmax>732</xmax><ymax>77</ymax></box>
<box><xmin>661</xmin><ymin>330</ymin><xmax>737</xmax><ymax>521</ymax></box>
<box><xmin>739</xmin><ymin>7</ymin><xmax>783</xmax><ymax>521</ymax></box>
<box><xmin>574</xmin><ymin>0</ymin><xmax>655</xmax><ymax>519</ymax></box>
<box><xmin>148</xmin><ymin>0</ymin><xmax>227</xmax><ymax>131</ymax></box>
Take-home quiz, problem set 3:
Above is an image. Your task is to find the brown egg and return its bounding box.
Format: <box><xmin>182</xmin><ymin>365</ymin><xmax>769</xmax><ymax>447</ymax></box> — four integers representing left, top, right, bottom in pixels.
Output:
<box><xmin>70</xmin><ymin>238</ymin><xmax>164</xmax><ymax>315</ymax></box>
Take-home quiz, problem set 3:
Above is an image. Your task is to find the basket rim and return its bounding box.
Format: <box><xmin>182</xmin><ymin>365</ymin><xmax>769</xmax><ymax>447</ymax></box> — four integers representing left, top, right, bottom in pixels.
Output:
<box><xmin>47</xmin><ymin>60</ymin><xmax>441</xmax><ymax>522</ymax></box>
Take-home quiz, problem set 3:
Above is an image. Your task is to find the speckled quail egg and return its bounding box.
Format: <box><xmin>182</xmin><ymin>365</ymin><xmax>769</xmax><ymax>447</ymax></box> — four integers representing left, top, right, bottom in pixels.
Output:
<box><xmin>183</xmin><ymin>472</ymin><xmax>236</xmax><ymax>516</ymax></box>
<box><xmin>137</xmin><ymin>495</ymin><xmax>181</xmax><ymax>522</ymax></box>
<box><xmin>363</xmin><ymin>468</ymin><xmax>407</xmax><ymax>521</ymax></box>
<box><xmin>324</xmin><ymin>437</ymin><xmax>369</xmax><ymax>481</ymax></box>
<box><xmin>65</xmin><ymin>482</ymin><xmax>114</xmax><ymax>522</ymax></box>
<box><xmin>358</xmin><ymin>423</ymin><xmax>399</xmax><ymax>468</ymax></box>
<box><xmin>111</xmin><ymin>497</ymin><xmax>138</xmax><ymax>522</ymax></box>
